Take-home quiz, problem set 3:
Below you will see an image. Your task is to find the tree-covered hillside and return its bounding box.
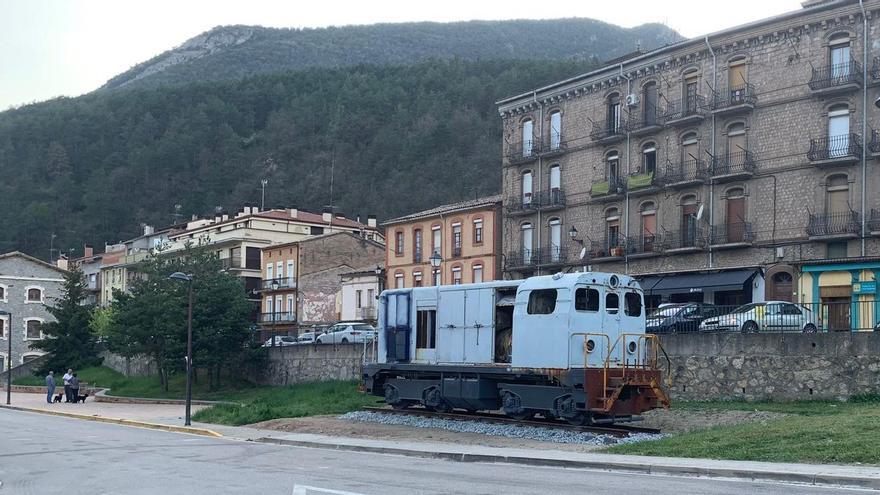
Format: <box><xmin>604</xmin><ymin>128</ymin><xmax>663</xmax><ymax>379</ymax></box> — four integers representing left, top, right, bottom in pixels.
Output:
<box><xmin>101</xmin><ymin>19</ymin><xmax>680</xmax><ymax>91</ymax></box>
<box><xmin>0</xmin><ymin>59</ymin><xmax>591</xmax><ymax>257</ymax></box>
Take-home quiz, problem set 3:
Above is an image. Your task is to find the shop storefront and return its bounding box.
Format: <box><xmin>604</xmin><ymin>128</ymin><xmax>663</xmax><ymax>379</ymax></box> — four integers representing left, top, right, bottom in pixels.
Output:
<box><xmin>798</xmin><ymin>260</ymin><xmax>880</xmax><ymax>332</ymax></box>
<box><xmin>638</xmin><ymin>268</ymin><xmax>764</xmax><ymax>309</ymax></box>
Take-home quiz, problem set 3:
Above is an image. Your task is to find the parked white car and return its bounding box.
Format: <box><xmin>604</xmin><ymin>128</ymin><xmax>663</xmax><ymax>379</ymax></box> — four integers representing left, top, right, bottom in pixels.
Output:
<box><xmin>262</xmin><ymin>335</ymin><xmax>297</xmax><ymax>347</ymax></box>
<box><xmin>316</xmin><ymin>322</ymin><xmax>377</xmax><ymax>344</ymax></box>
<box><xmin>295</xmin><ymin>331</ymin><xmax>320</xmax><ymax>344</ymax></box>
<box><xmin>699</xmin><ymin>301</ymin><xmax>818</xmax><ymax>333</ymax></box>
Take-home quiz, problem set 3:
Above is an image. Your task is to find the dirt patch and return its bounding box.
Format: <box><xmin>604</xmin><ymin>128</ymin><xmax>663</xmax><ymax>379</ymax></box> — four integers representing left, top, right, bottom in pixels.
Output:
<box><xmin>249</xmin><ymin>408</ymin><xmax>788</xmax><ymax>449</ymax></box>
<box><xmin>639</xmin><ymin>408</ymin><xmax>789</xmax><ymax>433</ymax></box>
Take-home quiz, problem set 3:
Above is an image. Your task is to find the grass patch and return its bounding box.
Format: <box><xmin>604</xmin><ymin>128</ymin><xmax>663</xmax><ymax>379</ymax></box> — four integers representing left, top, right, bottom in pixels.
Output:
<box><xmin>608</xmin><ymin>398</ymin><xmax>880</xmax><ymax>464</ymax></box>
<box><xmin>192</xmin><ymin>381</ymin><xmax>379</xmax><ymax>426</ymax></box>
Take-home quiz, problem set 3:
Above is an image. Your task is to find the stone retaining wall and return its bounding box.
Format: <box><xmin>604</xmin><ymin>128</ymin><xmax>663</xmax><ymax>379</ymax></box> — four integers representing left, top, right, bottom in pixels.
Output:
<box><xmin>99</xmin><ymin>351</ymin><xmax>156</xmax><ymax>377</ymax></box>
<box><xmin>0</xmin><ymin>354</ymin><xmax>50</xmax><ymax>387</ymax></box>
<box><xmin>658</xmin><ymin>332</ymin><xmax>880</xmax><ymax>401</ymax></box>
<box><xmin>255</xmin><ymin>344</ymin><xmax>366</xmax><ymax>386</ymax></box>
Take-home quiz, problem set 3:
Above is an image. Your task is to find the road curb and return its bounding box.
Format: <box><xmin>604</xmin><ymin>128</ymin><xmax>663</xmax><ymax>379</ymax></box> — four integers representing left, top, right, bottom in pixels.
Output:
<box><xmin>0</xmin><ymin>404</ymin><xmax>222</xmax><ymax>438</ymax></box>
<box><xmin>253</xmin><ymin>437</ymin><xmax>880</xmax><ymax>490</ymax></box>
<box><xmin>93</xmin><ymin>388</ymin><xmax>235</xmax><ymax>406</ymax></box>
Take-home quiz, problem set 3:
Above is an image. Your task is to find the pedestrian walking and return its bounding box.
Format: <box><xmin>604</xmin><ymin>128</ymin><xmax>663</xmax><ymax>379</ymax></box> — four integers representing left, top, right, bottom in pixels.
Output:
<box><xmin>62</xmin><ymin>368</ymin><xmax>73</xmax><ymax>403</ymax></box>
<box><xmin>45</xmin><ymin>371</ymin><xmax>56</xmax><ymax>404</ymax></box>
<box><xmin>69</xmin><ymin>373</ymin><xmax>80</xmax><ymax>403</ymax></box>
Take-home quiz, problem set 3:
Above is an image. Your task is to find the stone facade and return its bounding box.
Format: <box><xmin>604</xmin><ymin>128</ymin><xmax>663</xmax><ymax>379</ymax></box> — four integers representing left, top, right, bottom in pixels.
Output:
<box><xmin>659</xmin><ymin>332</ymin><xmax>880</xmax><ymax>401</ymax></box>
<box><xmin>99</xmin><ymin>350</ymin><xmax>157</xmax><ymax>377</ymax></box>
<box><xmin>499</xmin><ymin>0</ymin><xmax>880</xmax><ymax>308</ymax></box>
<box><xmin>254</xmin><ymin>343</ymin><xmax>365</xmax><ymax>386</ymax></box>
<box><xmin>0</xmin><ymin>252</ymin><xmax>66</xmax><ymax>370</ymax></box>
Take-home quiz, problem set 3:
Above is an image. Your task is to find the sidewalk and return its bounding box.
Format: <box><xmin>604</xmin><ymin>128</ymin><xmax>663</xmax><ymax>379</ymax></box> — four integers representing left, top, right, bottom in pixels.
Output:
<box><xmin>3</xmin><ymin>393</ymin><xmax>879</xmax><ymax>490</ymax></box>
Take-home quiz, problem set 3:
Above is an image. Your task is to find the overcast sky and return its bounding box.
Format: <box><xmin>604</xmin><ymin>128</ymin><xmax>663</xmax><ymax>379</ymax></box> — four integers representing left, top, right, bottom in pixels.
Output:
<box><xmin>1</xmin><ymin>0</ymin><xmax>802</xmax><ymax>110</ymax></box>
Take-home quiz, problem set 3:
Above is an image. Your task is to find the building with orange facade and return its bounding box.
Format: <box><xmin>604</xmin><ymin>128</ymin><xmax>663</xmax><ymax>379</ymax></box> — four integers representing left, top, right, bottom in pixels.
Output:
<box><xmin>383</xmin><ymin>195</ymin><xmax>502</xmax><ymax>289</ymax></box>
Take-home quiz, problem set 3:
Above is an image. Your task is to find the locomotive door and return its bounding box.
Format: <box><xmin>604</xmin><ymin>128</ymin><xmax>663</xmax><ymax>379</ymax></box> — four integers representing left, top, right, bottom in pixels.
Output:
<box><xmin>383</xmin><ymin>292</ymin><xmax>412</xmax><ymax>363</ymax></box>
<box><xmin>462</xmin><ymin>288</ymin><xmax>495</xmax><ymax>363</ymax></box>
<box><xmin>437</xmin><ymin>290</ymin><xmax>466</xmax><ymax>362</ymax></box>
<box><xmin>569</xmin><ymin>286</ymin><xmax>608</xmax><ymax>369</ymax></box>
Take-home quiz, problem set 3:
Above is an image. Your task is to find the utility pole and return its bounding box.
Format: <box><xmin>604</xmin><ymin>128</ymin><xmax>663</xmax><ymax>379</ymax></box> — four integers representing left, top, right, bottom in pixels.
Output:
<box><xmin>261</xmin><ymin>179</ymin><xmax>268</xmax><ymax>211</ymax></box>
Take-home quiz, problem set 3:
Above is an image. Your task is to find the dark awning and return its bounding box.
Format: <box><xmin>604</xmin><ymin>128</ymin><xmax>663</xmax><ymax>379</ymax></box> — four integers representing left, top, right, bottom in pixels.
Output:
<box><xmin>638</xmin><ymin>269</ymin><xmax>760</xmax><ymax>296</ymax></box>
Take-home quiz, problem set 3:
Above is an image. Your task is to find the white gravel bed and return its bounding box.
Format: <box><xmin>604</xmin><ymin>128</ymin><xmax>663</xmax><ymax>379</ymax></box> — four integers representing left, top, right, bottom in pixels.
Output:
<box><xmin>339</xmin><ymin>411</ymin><xmax>663</xmax><ymax>445</ymax></box>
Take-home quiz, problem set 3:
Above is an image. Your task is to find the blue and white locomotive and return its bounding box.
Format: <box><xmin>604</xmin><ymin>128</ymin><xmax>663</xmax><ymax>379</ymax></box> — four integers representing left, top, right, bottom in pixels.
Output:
<box><xmin>362</xmin><ymin>272</ymin><xmax>670</xmax><ymax>424</ymax></box>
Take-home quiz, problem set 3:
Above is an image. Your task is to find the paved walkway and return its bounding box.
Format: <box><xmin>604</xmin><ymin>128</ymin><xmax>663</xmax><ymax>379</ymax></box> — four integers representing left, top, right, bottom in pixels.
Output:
<box><xmin>5</xmin><ymin>391</ymin><xmax>207</xmax><ymax>425</ymax></box>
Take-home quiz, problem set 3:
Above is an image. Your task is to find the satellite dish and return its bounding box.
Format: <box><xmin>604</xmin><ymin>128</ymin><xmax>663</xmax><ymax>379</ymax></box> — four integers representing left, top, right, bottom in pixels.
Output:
<box><xmin>579</xmin><ymin>247</ymin><xmax>587</xmax><ymax>260</ymax></box>
<box><xmin>696</xmin><ymin>204</ymin><xmax>705</xmax><ymax>221</ymax></box>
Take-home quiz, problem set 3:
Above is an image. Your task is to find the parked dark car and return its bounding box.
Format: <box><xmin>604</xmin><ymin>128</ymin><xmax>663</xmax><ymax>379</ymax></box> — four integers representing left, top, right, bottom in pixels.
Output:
<box><xmin>646</xmin><ymin>303</ymin><xmax>720</xmax><ymax>334</ymax></box>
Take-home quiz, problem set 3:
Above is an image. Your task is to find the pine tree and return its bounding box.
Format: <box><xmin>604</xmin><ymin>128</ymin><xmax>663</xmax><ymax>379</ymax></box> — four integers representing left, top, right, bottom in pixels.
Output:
<box><xmin>34</xmin><ymin>268</ymin><xmax>102</xmax><ymax>374</ymax></box>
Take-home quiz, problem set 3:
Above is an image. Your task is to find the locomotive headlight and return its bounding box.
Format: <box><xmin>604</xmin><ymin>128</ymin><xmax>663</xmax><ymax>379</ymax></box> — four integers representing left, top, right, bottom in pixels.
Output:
<box><xmin>627</xmin><ymin>341</ymin><xmax>637</xmax><ymax>354</ymax></box>
<box><xmin>585</xmin><ymin>339</ymin><xmax>595</xmax><ymax>352</ymax></box>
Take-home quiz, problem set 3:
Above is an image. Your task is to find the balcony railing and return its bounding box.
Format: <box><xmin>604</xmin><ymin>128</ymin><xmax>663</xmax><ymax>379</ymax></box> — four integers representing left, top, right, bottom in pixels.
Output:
<box><xmin>627</xmin><ymin>103</ymin><xmax>665</xmax><ymax>134</ymax></box>
<box><xmin>807</xmin><ymin>133</ymin><xmax>862</xmax><ymax>163</ymax></box>
<box><xmin>452</xmin><ymin>245</ymin><xmax>462</xmax><ymax>258</ymax></box>
<box><xmin>259</xmin><ymin>312</ymin><xmax>296</xmax><ymax>323</ymax></box>
<box><xmin>807</xmin><ymin>212</ymin><xmax>861</xmax><ymax>237</ymax></box>
<box><xmin>661</xmin><ymin>226</ymin><xmax>707</xmax><ymax>251</ymax></box>
<box><xmin>507</xmin><ymin>140</ymin><xmax>539</xmax><ymax>164</ymax></box>
<box><xmin>662</xmin><ymin>158</ymin><xmax>708</xmax><ymax>186</ymax></box>
<box><xmin>508</xmin><ymin>190</ymin><xmax>567</xmax><ymax>215</ymax></box>
<box><xmin>590</xmin><ymin>175</ymin><xmax>626</xmax><ymax>198</ymax></box>
<box><xmin>626</xmin><ymin>171</ymin><xmax>660</xmax><ymax>194</ymax></box>
<box><xmin>535</xmin><ymin>246</ymin><xmax>569</xmax><ymax>266</ymax></box>
<box><xmin>260</xmin><ymin>278</ymin><xmax>297</xmax><ymax>290</ymax></box>
<box><xmin>664</xmin><ymin>95</ymin><xmax>707</xmax><ymax>123</ymax></box>
<box><xmin>869</xmin><ymin>129</ymin><xmax>880</xmax><ymax>155</ymax></box>
<box><xmin>221</xmin><ymin>256</ymin><xmax>242</xmax><ymax>270</ymax></box>
<box><xmin>590</xmin><ymin>121</ymin><xmax>626</xmax><ymax>142</ymax></box>
<box><xmin>710</xmin><ymin>222</ymin><xmax>754</xmax><ymax>246</ymax></box>
<box><xmin>869</xmin><ymin>209</ymin><xmax>880</xmax><ymax>233</ymax></box>
<box><xmin>711</xmin><ymin>150</ymin><xmax>757</xmax><ymax>179</ymax></box>
<box><xmin>808</xmin><ymin>60</ymin><xmax>863</xmax><ymax>92</ymax></box>
<box><xmin>359</xmin><ymin>306</ymin><xmax>377</xmax><ymax>320</ymax></box>
<box><xmin>625</xmin><ymin>234</ymin><xmax>661</xmax><ymax>256</ymax></box>
<box><xmin>872</xmin><ymin>57</ymin><xmax>880</xmax><ymax>81</ymax></box>
<box><xmin>539</xmin><ymin>135</ymin><xmax>568</xmax><ymax>156</ymax></box>
<box><xmin>506</xmin><ymin>248</ymin><xmax>539</xmax><ymax>268</ymax></box>
<box><xmin>413</xmin><ymin>251</ymin><xmax>423</xmax><ymax>264</ymax></box>
<box><xmin>588</xmin><ymin>237</ymin><xmax>625</xmax><ymax>259</ymax></box>
<box><xmin>712</xmin><ymin>84</ymin><xmax>756</xmax><ymax>112</ymax></box>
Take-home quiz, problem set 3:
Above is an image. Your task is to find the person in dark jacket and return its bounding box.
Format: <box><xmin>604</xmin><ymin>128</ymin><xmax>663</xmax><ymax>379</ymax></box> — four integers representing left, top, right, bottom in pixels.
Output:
<box><xmin>45</xmin><ymin>371</ymin><xmax>56</xmax><ymax>404</ymax></box>
<box><xmin>69</xmin><ymin>373</ymin><xmax>80</xmax><ymax>403</ymax></box>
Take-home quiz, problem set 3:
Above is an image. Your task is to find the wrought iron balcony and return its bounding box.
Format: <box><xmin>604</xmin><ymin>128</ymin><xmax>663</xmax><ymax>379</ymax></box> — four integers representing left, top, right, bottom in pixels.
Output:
<box><xmin>413</xmin><ymin>251</ymin><xmax>423</xmax><ymax>263</ymax></box>
<box><xmin>452</xmin><ymin>246</ymin><xmax>462</xmax><ymax>258</ymax></box>
<box><xmin>869</xmin><ymin>209</ymin><xmax>880</xmax><ymax>234</ymax></box>
<box><xmin>664</xmin><ymin>95</ymin><xmax>707</xmax><ymax>125</ymax></box>
<box><xmin>625</xmin><ymin>234</ymin><xmax>661</xmax><ymax>257</ymax></box>
<box><xmin>590</xmin><ymin>121</ymin><xmax>626</xmax><ymax>143</ymax></box>
<box><xmin>711</xmin><ymin>84</ymin><xmax>756</xmax><ymax>115</ymax></box>
<box><xmin>806</xmin><ymin>212</ymin><xmax>861</xmax><ymax>238</ymax></box>
<box><xmin>711</xmin><ymin>151</ymin><xmax>757</xmax><ymax>181</ymax></box>
<box><xmin>807</xmin><ymin>133</ymin><xmax>862</xmax><ymax>166</ymax></box>
<box><xmin>260</xmin><ymin>278</ymin><xmax>297</xmax><ymax>291</ymax></box>
<box><xmin>662</xmin><ymin>158</ymin><xmax>708</xmax><ymax>187</ymax></box>
<box><xmin>538</xmin><ymin>135</ymin><xmax>569</xmax><ymax>157</ymax></box>
<box><xmin>710</xmin><ymin>222</ymin><xmax>754</xmax><ymax>247</ymax></box>
<box><xmin>259</xmin><ymin>311</ymin><xmax>296</xmax><ymax>323</ymax></box>
<box><xmin>661</xmin><ymin>226</ymin><xmax>707</xmax><ymax>252</ymax></box>
<box><xmin>626</xmin><ymin>171</ymin><xmax>661</xmax><ymax>196</ymax></box>
<box><xmin>872</xmin><ymin>57</ymin><xmax>880</xmax><ymax>81</ymax></box>
<box><xmin>506</xmin><ymin>248</ymin><xmax>539</xmax><ymax>269</ymax></box>
<box><xmin>534</xmin><ymin>246</ymin><xmax>570</xmax><ymax>266</ymax></box>
<box><xmin>506</xmin><ymin>190</ymin><xmax>566</xmax><ymax>215</ymax></box>
<box><xmin>869</xmin><ymin>129</ymin><xmax>880</xmax><ymax>156</ymax></box>
<box><xmin>590</xmin><ymin>175</ymin><xmax>625</xmax><ymax>200</ymax></box>
<box><xmin>506</xmin><ymin>140</ymin><xmax>539</xmax><ymax>164</ymax></box>
<box><xmin>359</xmin><ymin>306</ymin><xmax>377</xmax><ymax>320</ymax></box>
<box><xmin>588</xmin><ymin>237</ymin><xmax>625</xmax><ymax>260</ymax></box>
<box><xmin>808</xmin><ymin>60</ymin><xmax>863</xmax><ymax>93</ymax></box>
<box><xmin>627</xmin><ymin>103</ymin><xmax>665</xmax><ymax>135</ymax></box>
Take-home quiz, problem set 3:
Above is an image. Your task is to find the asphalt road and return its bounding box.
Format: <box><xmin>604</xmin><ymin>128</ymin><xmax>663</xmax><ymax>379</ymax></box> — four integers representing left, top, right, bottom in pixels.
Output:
<box><xmin>0</xmin><ymin>409</ymin><xmax>874</xmax><ymax>495</ymax></box>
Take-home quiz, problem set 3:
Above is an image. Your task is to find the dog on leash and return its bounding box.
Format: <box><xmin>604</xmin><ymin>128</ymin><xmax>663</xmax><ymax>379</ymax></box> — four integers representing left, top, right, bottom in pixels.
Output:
<box><xmin>53</xmin><ymin>394</ymin><xmax>63</xmax><ymax>403</ymax></box>
<box><xmin>73</xmin><ymin>393</ymin><xmax>89</xmax><ymax>403</ymax></box>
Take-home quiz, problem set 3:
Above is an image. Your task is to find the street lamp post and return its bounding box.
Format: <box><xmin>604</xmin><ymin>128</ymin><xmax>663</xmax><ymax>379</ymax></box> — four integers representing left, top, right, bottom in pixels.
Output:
<box><xmin>429</xmin><ymin>251</ymin><xmax>442</xmax><ymax>286</ymax></box>
<box><xmin>169</xmin><ymin>272</ymin><xmax>194</xmax><ymax>426</ymax></box>
<box><xmin>271</xmin><ymin>280</ymin><xmax>279</xmax><ymax>347</ymax></box>
<box><xmin>0</xmin><ymin>309</ymin><xmax>11</xmax><ymax>405</ymax></box>
<box><xmin>374</xmin><ymin>265</ymin><xmax>385</xmax><ymax>298</ymax></box>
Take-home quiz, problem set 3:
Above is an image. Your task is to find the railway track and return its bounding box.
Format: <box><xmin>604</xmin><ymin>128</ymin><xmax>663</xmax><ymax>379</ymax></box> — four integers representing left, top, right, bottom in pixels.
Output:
<box><xmin>361</xmin><ymin>406</ymin><xmax>660</xmax><ymax>437</ymax></box>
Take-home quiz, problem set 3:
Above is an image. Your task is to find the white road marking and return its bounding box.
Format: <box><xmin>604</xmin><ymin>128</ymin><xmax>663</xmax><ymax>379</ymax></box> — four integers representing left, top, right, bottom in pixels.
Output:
<box><xmin>292</xmin><ymin>485</ymin><xmax>367</xmax><ymax>495</ymax></box>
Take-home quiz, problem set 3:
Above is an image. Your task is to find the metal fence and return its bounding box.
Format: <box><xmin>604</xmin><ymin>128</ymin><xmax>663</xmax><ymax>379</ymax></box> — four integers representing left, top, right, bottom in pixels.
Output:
<box><xmin>645</xmin><ymin>299</ymin><xmax>879</xmax><ymax>334</ymax></box>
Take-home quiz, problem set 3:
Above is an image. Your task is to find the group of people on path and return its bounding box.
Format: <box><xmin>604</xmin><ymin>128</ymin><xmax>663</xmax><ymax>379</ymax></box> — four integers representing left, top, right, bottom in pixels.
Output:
<box><xmin>44</xmin><ymin>369</ymin><xmax>80</xmax><ymax>404</ymax></box>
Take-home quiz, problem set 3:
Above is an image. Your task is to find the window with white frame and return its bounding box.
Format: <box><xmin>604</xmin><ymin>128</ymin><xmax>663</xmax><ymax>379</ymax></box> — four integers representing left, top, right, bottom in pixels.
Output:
<box><xmin>0</xmin><ymin>284</ymin><xmax>6</xmax><ymax>301</ymax></box>
<box><xmin>432</xmin><ymin>226</ymin><xmax>442</xmax><ymax>256</ymax></box>
<box><xmin>472</xmin><ymin>264</ymin><xmax>483</xmax><ymax>283</ymax></box>
<box><xmin>522</xmin><ymin>119</ymin><xmax>534</xmax><ymax>156</ymax></box>
<box><xmin>395</xmin><ymin>273</ymin><xmax>404</xmax><ymax>288</ymax></box>
<box><xmin>473</xmin><ymin>219</ymin><xmax>483</xmax><ymax>244</ymax></box>
<box><xmin>0</xmin><ymin>317</ymin><xmax>6</xmax><ymax>339</ymax></box>
<box><xmin>22</xmin><ymin>353</ymin><xmax>43</xmax><ymax>364</ymax></box>
<box><xmin>522</xmin><ymin>170</ymin><xmax>533</xmax><ymax>205</ymax></box>
<box><xmin>266</xmin><ymin>263</ymin><xmax>274</xmax><ymax>280</ymax></box>
<box><xmin>25</xmin><ymin>319</ymin><xmax>43</xmax><ymax>340</ymax></box>
<box><xmin>395</xmin><ymin>231</ymin><xmax>404</xmax><ymax>255</ymax></box>
<box><xmin>549</xmin><ymin>111</ymin><xmax>562</xmax><ymax>150</ymax></box>
<box><xmin>26</xmin><ymin>287</ymin><xmax>43</xmax><ymax>303</ymax></box>
<box><xmin>452</xmin><ymin>266</ymin><xmax>462</xmax><ymax>285</ymax></box>
<box><xmin>413</xmin><ymin>271</ymin><xmax>423</xmax><ymax>287</ymax></box>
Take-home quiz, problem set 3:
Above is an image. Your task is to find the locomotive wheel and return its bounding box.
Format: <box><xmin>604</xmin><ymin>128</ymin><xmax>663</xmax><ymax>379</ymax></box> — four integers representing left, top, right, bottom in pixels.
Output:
<box><xmin>564</xmin><ymin>412</ymin><xmax>592</xmax><ymax>426</ymax></box>
<box><xmin>428</xmin><ymin>401</ymin><xmax>452</xmax><ymax>413</ymax></box>
<box><xmin>505</xmin><ymin>409</ymin><xmax>535</xmax><ymax>421</ymax></box>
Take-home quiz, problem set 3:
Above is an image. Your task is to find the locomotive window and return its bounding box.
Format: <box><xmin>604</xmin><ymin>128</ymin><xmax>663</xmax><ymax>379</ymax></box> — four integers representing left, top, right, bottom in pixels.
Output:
<box><xmin>605</xmin><ymin>293</ymin><xmax>619</xmax><ymax>314</ymax></box>
<box><xmin>624</xmin><ymin>292</ymin><xmax>642</xmax><ymax>317</ymax></box>
<box><xmin>416</xmin><ymin>310</ymin><xmax>436</xmax><ymax>349</ymax></box>
<box><xmin>527</xmin><ymin>289</ymin><xmax>557</xmax><ymax>314</ymax></box>
<box><xmin>575</xmin><ymin>288</ymin><xmax>600</xmax><ymax>312</ymax></box>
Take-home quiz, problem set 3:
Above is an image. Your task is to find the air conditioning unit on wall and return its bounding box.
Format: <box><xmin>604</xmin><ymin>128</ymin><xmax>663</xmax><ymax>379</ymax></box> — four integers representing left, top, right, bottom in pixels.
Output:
<box><xmin>625</xmin><ymin>94</ymin><xmax>640</xmax><ymax>107</ymax></box>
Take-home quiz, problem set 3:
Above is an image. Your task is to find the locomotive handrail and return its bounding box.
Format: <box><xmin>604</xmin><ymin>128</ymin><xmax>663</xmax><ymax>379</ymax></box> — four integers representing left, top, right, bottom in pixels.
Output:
<box><xmin>568</xmin><ymin>332</ymin><xmax>612</xmax><ymax>398</ymax></box>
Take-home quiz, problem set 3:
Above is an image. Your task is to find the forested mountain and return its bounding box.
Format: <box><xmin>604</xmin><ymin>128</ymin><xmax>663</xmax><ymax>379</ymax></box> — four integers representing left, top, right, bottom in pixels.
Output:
<box><xmin>0</xmin><ymin>59</ymin><xmax>590</xmax><ymax>256</ymax></box>
<box><xmin>101</xmin><ymin>19</ymin><xmax>681</xmax><ymax>91</ymax></box>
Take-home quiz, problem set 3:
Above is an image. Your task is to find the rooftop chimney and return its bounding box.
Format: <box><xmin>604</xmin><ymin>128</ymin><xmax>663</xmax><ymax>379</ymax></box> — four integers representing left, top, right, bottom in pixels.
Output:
<box><xmin>191</xmin><ymin>214</ymin><xmax>199</xmax><ymax>221</ymax></box>
<box><xmin>83</xmin><ymin>245</ymin><xmax>93</xmax><ymax>258</ymax></box>
<box><xmin>143</xmin><ymin>224</ymin><xmax>155</xmax><ymax>236</ymax></box>
<box><xmin>252</xmin><ymin>205</ymin><xmax>260</xmax><ymax>214</ymax></box>
<box><xmin>335</xmin><ymin>212</ymin><xmax>346</xmax><ymax>220</ymax></box>
<box><xmin>289</xmin><ymin>205</ymin><xmax>298</xmax><ymax>218</ymax></box>
<box><xmin>56</xmin><ymin>257</ymin><xmax>69</xmax><ymax>270</ymax></box>
<box><xmin>322</xmin><ymin>207</ymin><xmax>333</xmax><ymax>224</ymax></box>
<box><xmin>367</xmin><ymin>214</ymin><xmax>377</xmax><ymax>229</ymax></box>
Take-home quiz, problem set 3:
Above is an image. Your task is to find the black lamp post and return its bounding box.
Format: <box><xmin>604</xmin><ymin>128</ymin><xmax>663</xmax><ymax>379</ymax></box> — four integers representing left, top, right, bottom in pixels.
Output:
<box><xmin>374</xmin><ymin>265</ymin><xmax>385</xmax><ymax>298</ymax></box>
<box><xmin>169</xmin><ymin>272</ymin><xmax>194</xmax><ymax>426</ymax></box>
<box><xmin>0</xmin><ymin>309</ymin><xmax>11</xmax><ymax>405</ymax></box>
<box><xmin>429</xmin><ymin>251</ymin><xmax>442</xmax><ymax>285</ymax></box>
<box><xmin>270</xmin><ymin>280</ymin><xmax>279</xmax><ymax>347</ymax></box>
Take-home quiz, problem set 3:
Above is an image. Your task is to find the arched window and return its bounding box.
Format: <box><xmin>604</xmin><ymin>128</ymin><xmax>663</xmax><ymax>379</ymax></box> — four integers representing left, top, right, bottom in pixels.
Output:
<box><xmin>394</xmin><ymin>272</ymin><xmax>405</xmax><ymax>289</ymax></box>
<box><xmin>412</xmin><ymin>270</ymin><xmax>423</xmax><ymax>287</ymax></box>
<box><xmin>605</xmin><ymin>151</ymin><xmax>620</xmax><ymax>182</ymax></box>
<box><xmin>548</xmin><ymin>218</ymin><xmax>562</xmax><ymax>261</ymax></box>
<box><xmin>521</xmin><ymin>223</ymin><xmax>534</xmax><ymax>264</ymax></box>
<box><xmin>682</xmin><ymin>133</ymin><xmax>699</xmax><ymax>164</ymax></box>
<box><xmin>472</xmin><ymin>263</ymin><xmax>484</xmax><ymax>283</ymax></box>
<box><xmin>521</xmin><ymin>119</ymin><xmax>534</xmax><ymax>157</ymax></box>
<box><xmin>451</xmin><ymin>265</ymin><xmax>463</xmax><ymax>285</ymax></box>
<box><xmin>681</xmin><ymin>195</ymin><xmax>699</xmax><ymax>247</ymax></box>
<box><xmin>827</xmin><ymin>104</ymin><xmax>850</xmax><ymax>157</ymax></box>
<box><xmin>25</xmin><ymin>319</ymin><xmax>43</xmax><ymax>340</ymax></box>
<box><xmin>726</xmin><ymin>187</ymin><xmax>746</xmax><ymax>243</ymax></box>
<box><xmin>683</xmin><ymin>69</ymin><xmax>700</xmax><ymax>112</ymax></box>
<box><xmin>605</xmin><ymin>208</ymin><xmax>621</xmax><ymax>251</ymax></box>
<box><xmin>606</xmin><ymin>93</ymin><xmax>621</xmax><ymax>132</ymax></box>
<box><xmin>642</xmin><ymin>142</ymin><xmax>657</xmax><ymax>174</ymax></box>
<box><xmin>22</xmin><ymin>353</ymin><xmax>43</xmax><ymax>364</ymax></box>
<box><xmin>728</xmin><ymin>57</ymin><xmax>748</xmax><ymax>92</ymax></box>
<box><xmin>431</xmin><ymin>224</ymin><xmax>442</xmax><ymax>257</ymax></box>
<box><xmin>26</xmin><ymin>288</ymin><xmax>42</xmax><ymax>303</ymax></box>
<box><xmin>826</xmin><ymin>174</ymin><xmax>849</xmax><ymax>215</ymax></box>
<box><xmin>413</xmin><ymin>229</ymin><xmax>423</xmax><ymax>263</ymax></box>
<box><xmin>640</xmin><ymin>202</ymin><xmax>657</xmax><ymax>252</ymax></box>
<box><xmin>771</xmin><ymin>272</ymin><xmax>793</xmax><ymax>302</ymax></box>
<box><xmin>642</xmin><ymin>82</ymin><xmax>658</xmax><ymax>124</ymax></box>
<box><xmin>549</xmin><ymin>110</ymin><xmax>562</xmax><ymax>150</ymax></box>
<box><xmin>522</xmin><ymin>170</ymin><xmax>533</xmax><ymax>205</ymax></box>
<box><xmin>726</xmin><ymin>123</ymin><xmax>746</xmax><ymax>158</ymax></box>
<box><xmin>394</xmin><ymin>231</ymin><xmax>404</xmax><ymax>256</ymax></box>
<box><xmin>549</xmin><ymin>164</ymin><xmax>561</xmax><ymax>192</ymax></box>
<box><xmin>829</xmin><ymin>32</ymin><xmax>852</xmax><ymax>79</ymax></box>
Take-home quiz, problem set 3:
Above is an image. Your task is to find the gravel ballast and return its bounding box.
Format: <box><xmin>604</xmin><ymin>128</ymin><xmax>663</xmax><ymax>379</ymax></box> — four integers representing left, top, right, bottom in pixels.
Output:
<box><xmin>339</xmin><ymin>411</ymin><xmax>663</xmax><ymax>445</ymax></box>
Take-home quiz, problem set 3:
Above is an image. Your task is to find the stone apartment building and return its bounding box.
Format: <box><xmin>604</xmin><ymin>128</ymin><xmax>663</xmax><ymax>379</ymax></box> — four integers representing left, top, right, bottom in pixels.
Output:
<box><xmin>0</xmin><ymin>252</ymin><xmax>66</xmax><ymax>369</ymax></box>
<box><xmin>383</xmin><ymin>195</ymin><xmax>503</xmax><ymax>289</ymax></box>
<box><xmin>499</xmin><ymin>0</ymin><xmax>880</xmax><ymax>327</ymax></box>
<box><xmin>258</xmin><ymin>232</ymin><xmax>385</xmax><ymax>339</ymax></box>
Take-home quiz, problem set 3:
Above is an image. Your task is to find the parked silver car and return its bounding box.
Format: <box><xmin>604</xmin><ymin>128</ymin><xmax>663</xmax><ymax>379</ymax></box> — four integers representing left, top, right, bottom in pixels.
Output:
<box><xmin>699</xmin><ymin>301</ymin><xmax>818</xmax><ymax>333</ymax></box>
<box><xmin>316</xmin><ymin>322</ymin><xmax>377</xmax><ymax>344</ymax></box>
<box><xmin>295</xmin><ymin>331</ymin><xmax>320</xmax><ymax>344</ymax></box>
<box><xmin>262</xmin><ymin>335</ymin><xmax>297</xmax><ymax>347</ymax></box>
